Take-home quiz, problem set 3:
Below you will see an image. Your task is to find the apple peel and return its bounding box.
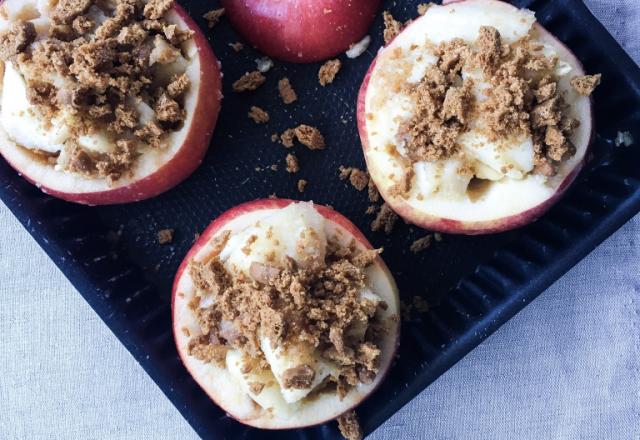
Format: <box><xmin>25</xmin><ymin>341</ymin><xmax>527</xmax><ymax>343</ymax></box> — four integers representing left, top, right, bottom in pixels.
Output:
<box><xmin>221</xmin><ymin>0</ymin><xmax>381</xmax><ymax>63</ymax></box>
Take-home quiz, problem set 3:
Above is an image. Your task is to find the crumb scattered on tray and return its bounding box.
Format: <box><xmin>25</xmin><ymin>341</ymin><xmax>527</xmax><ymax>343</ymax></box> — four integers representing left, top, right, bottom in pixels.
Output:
<box><xmin>297</xmin><ymin>179</ymin><xmax>308</xmax><ymax>192</ymax></box>
<box><xmin>365</xmin><ymin>205</ymin><xmax>378</xmax><ymax>215</ymax></box>
<box><xmin>158</xmin><ymin>228</ymin><xmax>175</xmax><ymax>245</ymax></box>
<box><xmin>294</xmin><ymin>124</ymin><xmax>325</xmax><ymax>149</ymax></box>
<box><xmin>203</xmin><ymin>8</ymin><xmax>225</xmax><ymax>29</ymax></box>
<box><xmin>319</xmin><ymin>59</ymin><xmax>342</xmax><ymax>86</ymax></box>
<box><xmin>193</xmin><ymin>232</ymin><xmax>201</xmax><ymax>243</ymax></box>
<box><xmin>233</xmin><ymin>71</ymin><xmax>266</xmax><ymax>92</ymax></box>
<box><xmin>277</xmin><ymin>126</ymin><xmax>325</xmax><ymax>149</ymax></box>
<box><xmin>410</xmin><ymin>235</ymin><xmax>433</xmax><ymax>253</ymax></box>
<box><xmin>278</xmin><ymin>77</ymin><xmax>298</xmax><ymax>104</ymax></box>
<box><xmin>285</xmin><ymin>153</ymin><xmax>299</xmax><ymax>173</ymax></box>
<box><xmin>371</xmin><ymin>203</ymin><xmax>398</xmax><ymax>234</ymax></box>
<box><xmin>383</xmin><ymin>11</ymin><xmax>402</xmax><ymax>44</ymax></box>
<box><xmin>229</xmin><ymin>41</ymin><xmax>244</xmax><ymax>52</ymax></box>
<box><xmin>338</xmin><ymin>166</ymin><xmax>369</xmax><ymax>191</ymax></box>
<box><xmin>248</xmin><ymin>106</ymin><xmax>270</xmax><ymax>124</ymax></box>
<box><xmin>368</xmin><ymin>179</ymin><xmax>380</xmax><ymax>203</ymax></box>
<box><xmin>434</xmin><ymin>232</ymin><xmax>443</xmax><ymax>242</ymax></box>
<box><xmin>337</xmin><ymin>411</ymin><xmax>362</xmax><ymax>440</ymax></box>
<box><xmin>280</xmin><ymin>129</ymin><xmax>296</xmax><ymax>148</ymax></box>
<box><xmin>570</xmin><ymin>74</ymin><xmax>602</xmax><ymax>96</ymax></box>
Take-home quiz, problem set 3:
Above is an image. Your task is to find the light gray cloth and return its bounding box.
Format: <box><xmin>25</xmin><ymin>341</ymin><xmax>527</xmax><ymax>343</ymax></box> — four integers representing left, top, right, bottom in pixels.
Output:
<box><xmin>1</xmin><ymin>1</ymin><xmax>639</xmax><ymax>439</ymax></box>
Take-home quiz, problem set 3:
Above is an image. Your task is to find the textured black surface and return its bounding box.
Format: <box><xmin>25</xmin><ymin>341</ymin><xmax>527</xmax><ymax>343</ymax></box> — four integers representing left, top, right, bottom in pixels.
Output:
<box><xmin>1</xmin><ymin>0</ymin><xmax>640</xmax><ymax>439</ymax></box>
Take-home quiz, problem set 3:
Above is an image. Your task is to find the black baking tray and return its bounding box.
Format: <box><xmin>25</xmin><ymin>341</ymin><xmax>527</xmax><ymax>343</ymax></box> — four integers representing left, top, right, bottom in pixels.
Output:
<box><xmin>1</xmin><ymin>0</ymin><xmax>639</xmax><ymax>438</ymax></box>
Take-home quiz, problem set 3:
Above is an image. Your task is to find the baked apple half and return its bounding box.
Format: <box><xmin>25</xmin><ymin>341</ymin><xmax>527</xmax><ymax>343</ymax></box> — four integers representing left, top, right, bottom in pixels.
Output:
<box><xmin>0</xmin><ymin>0</ymin><xmax>222</xmax><ymax>205</ymax></box>
<box><xmin>358</xmin><ymin>0</ymin><xmax>599</xmax><ymax>234</ymax></box>
<box><xmin>220</xmin><ymin>0</ymin><xmax>381</xmax><ymax>63</ymax></box>
<box><xmin>173</xmin><ymin>199</ymin><xmax>400</xmax><ymax>429</ymax></box>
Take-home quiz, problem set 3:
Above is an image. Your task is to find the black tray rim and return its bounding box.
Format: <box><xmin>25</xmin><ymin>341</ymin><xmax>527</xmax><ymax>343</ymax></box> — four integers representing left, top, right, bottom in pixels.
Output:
<box><xmin>1</xmin><ymin>0</ymin><xmax>640</xmax><ymax>438</ymax></box>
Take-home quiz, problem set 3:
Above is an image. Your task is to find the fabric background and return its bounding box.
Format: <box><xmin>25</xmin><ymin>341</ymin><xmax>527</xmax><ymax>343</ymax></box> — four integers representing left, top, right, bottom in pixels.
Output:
<box><xmin>1</xmin><ymin>1</ymin><xmax>638</xmax><ymax>439</ymax></box>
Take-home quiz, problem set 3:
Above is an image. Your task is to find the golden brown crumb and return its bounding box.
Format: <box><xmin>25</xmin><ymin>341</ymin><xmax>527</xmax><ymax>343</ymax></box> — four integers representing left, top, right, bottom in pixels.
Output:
<box><xmin>144</xmin><ymin>0</ymin><xmax>173</xmax><ymax>20</ymax></box>
<box><xmin>368</xmin><ymin>179</ymin><xmax>380</xmax><ymax>203</ymax></box>
<box><xmin>571</xmin><ymin>74</ymin><xmax>601</xmax><ymax>96</ymax></box>
<box><xmin>167</xmin><ymin>73</ymin><xmax>191</xmax><ymax>98</ymax></box>
<box><xmin>297</xmin><ymin>179</ymin><xmax>308</xmax><ymax>192</ymax></box>
<box><xmin>248</xmin><ymin>106</ymin><xmax>270</xmax><ymax>124</ymax></box>
<box><xmin>51</xmin><ymin>0</ymin><xmax>93</xmax><ymax>25</ymax></box>
<box><xmin>365</xmin><ymin>205</ymin><xmax>378</xmax><ymax>215</ymax></box>
<box><xmin>229</xmin><ymin>41</ymin><xmax>244</xmax><ymax>52</ymax></box>
<box><xmin>203</xmin><ymin>8</ymin><xmax>225</xmax><ymax>28</ymax></box>
<box><xmin>72</xmin><ymin>15</ymin><xmax>95</xmax><ymax>34</ymax></box>
<box><xmin>280</xmin><ymin>129</ymin><xmax>296</xmax><ymax>148</ymax></box>
<box><xmin>283</xmin><ymin>364</ymin><xmax>315</xmax><ymax>389</ymax></box>
<box><xmin>294</xmin><ymin>125</ymin><xmax>325</xmax><ymax>150</ymax></box>
<box><xmin>400</xmin><ymin>53</ymin><xmax>475</xmax><ymax>162</ymax></box>
<box><xmin>278</xmin><ymin>77</ymin><xmax>298</xmax><ymax>104</ymax></box>
<box><xmin>338</xmin><ymin>166</ymin><xmax>369</xmax><ymax>191</ymax></box>
<box><xmin>476</xmin><ymin>26</ymin><xmax>502</xmax><ymax>74</ymax></box>
<box><xmin>248</xmin><ymin>382</ymin><xmax>264</xmax><ymax>395</ymax></box>
<box><xmin>155</xmin><ymin>92</ymin><xmax>185</xmax><ymax>123</ymax></box>
<box><xmin>337</xmin><ymin>411</ymin><xmax>363</xmax><ymax>440</ymax></box>
<box><xmin>233</xmin><ymin>71</ymin><xmax>266</xmax><ymax>92</ymax></box>
<box><xmin>410</xmin><ymin>235</ymin><xmax>433</xmax><ymax>253</ymax></box>
<box><xmin>383</xmin><ymin>11</ymin><xmax>402</xmax><ymax>45</ymax></box>
<box><xmin>67</xmin><ymin>140</ymin><xmax>138</xmax><ymax>183</ymax></box>
<box><xmin>371</xmin><ymin>203</ymin><xmax>398</xmax><ymax>234</ymax></box>
<box><xmin>157</xmin><ymin>228</ymin><xmax>175</xmax><ymax>245</ymax></box>
<box><xmin>319</xmin><ymin>59</ymin><xmax>342</xmax><ymax>86</ymax></box>
<box><xmin>0</xmin><ymin>21</ymin><xmax>36</xmax><ymax>59</ymax></box>
<box><xmin>349</xmin><ymin>169</ymin><xmax>369</xmax><ymax>191</ymax></box>
<box><xmin>285</xmin><ymin>153</ymin><xmax>299</xmax><ymax>173</ymax></box>
<box><xmin>338</xmin><ymin>166</ymin><xmax>352</xmax><ymax>180</ymax></box>
<box><xmin>188</xmin><ymin>335</ymin><xmax>227</xmax><ymax>364</ymax></box>
<box><xmin>388</xmin><ymin>168</ymin><xmax>414</xmax><ymax>199</ymax></box>
<box><xmin>417</xmin><ymin>3</ymin><xmax>432</xmax><ymax>15</ymax></box>
<box><xmin>163</xmin><ymin>24</ymin><xmax>194</xmax><ymax>45</ymax></box>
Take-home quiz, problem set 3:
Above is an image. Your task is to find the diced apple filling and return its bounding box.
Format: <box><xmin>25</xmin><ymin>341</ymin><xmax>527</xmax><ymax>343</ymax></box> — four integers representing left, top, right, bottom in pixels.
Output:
<box><xmin>187</xmin><ymin>203</ymin><xmax>387</xmax><ymax>409</ymax></box>
<box><xmin>365</xmin><ymin>1</ymin><xmax>597</xmax><ymax>207</ymax></box>
<box><xmin>0</xmin><ymin>0</ymin><xmax>195</xmax><ymax>182</ymax></box>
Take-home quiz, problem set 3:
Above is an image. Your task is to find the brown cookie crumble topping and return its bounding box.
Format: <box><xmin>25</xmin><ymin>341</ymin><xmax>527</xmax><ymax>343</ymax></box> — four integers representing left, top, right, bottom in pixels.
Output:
<box><xmin>186</xmin><ymin>227</ymin><xmax>392</xmax><ymax>400</ymax></box>
<box><xmin>378</xmin><ymin>23</ymin><xmax>601</xmax><ymax>198</ymax></box>
<box><xmin>0</xmin><ymin>0</ymin><xmax>197</xmax><ymax>183</ymax></box>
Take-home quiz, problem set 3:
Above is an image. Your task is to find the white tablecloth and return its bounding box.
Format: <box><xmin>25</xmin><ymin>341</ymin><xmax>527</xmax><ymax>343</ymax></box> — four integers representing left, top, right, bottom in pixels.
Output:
<box><xmin>1</xmin><ymin>1</ymin><xmax>639</xmax><ymax>439</ymax></box>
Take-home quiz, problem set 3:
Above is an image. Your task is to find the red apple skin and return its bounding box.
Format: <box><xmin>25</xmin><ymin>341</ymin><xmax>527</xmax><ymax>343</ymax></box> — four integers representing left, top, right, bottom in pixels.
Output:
<box><xmin>172</xmin><ymin>198</ymin><xmax>400</xmax><ymax>429</ymax></box>
<box><xmin>220</xmin><ymin>0</ymin><xmax>381</xmax><ymax>63</ymax></box>
<box><xmin>0</xmin><ymin>4</ymin><xmax>222</xmax><ymax>206</ymax></box>
<box><xmin>357</xmin><ymin>2</ymin><xmax>594</xmax><ymax>235</ymax></box>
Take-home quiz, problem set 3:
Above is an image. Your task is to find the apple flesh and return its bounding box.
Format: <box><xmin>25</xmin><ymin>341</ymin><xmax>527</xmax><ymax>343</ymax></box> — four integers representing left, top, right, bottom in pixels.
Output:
<box><xmin>220</xmin><ymin>0</ymin><xmax>381</xmax><ymax>63</ymax></box>
<box><xmin>358</xmin><ymin>0</ymin><xmax>594</xmax><ymax>235</ymax></box>
<box><xmin>172</xmin><ymin>199</ymin><xmax>400</xmax><ymax>429</ymax></box>
<box><xmin>0</xmin><ymin>2</ymin><xmax>222</xmax><ymax>206</ymax></box>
